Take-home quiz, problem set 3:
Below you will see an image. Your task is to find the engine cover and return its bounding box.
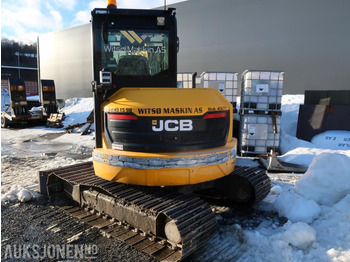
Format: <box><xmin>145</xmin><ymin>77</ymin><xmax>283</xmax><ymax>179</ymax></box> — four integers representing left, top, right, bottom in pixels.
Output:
<box><xmin>102</xmin><ymin>88</ymin><xmax>233</xmax><ymax>152</ymax></box>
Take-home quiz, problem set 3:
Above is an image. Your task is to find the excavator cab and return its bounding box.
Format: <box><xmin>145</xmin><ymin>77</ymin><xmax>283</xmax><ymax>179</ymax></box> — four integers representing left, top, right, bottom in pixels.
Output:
<box><xmin>92</xmin><ymin>6</ymin><xmax>177</xmax><ymax>145</ymax></box>
<box><xmin>91</xmin><ymin>7</ymin><xmax>177</xmax><ymax>88</ymax></box>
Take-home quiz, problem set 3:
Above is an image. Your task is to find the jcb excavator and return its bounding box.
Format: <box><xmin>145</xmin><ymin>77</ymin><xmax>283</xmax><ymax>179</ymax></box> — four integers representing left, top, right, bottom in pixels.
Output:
<box><xmin>39</xmin><ymin>1</ymin><xmax>270</xmax><ymax>260</ymax></box>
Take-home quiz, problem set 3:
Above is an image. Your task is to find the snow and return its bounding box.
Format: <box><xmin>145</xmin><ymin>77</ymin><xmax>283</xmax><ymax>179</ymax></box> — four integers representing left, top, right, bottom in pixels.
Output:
<box><xmin>244</xmin><ymin>220</ymin><xmax>320</xmax><ymax>261</ymax></box>
<box><xmin>270</xmin><ymin>185</ymin><xmax>283</xmax><ymax>195</ymax></box>
<box><xmin>2</xmin><ymin>94</ymin><xmax>350</xmax><ymax>261</ymax></box>
<box><xmin>273</xmin><ymin>153</ymin><xmax>350</xmax><ymax>221</ymax></box>
<box><xmin>1</xmin><ymin>87</ymin><xmax>10</xmax><ymax>111</ymax></box>
<box><xmin>296</xmin><ymin>153</ymin><xmax>350</xmax><ymax>206</ymax></box>
<box><xmin>274</xmin><ymin>190</ymin><xmax>321</xmax><ymax>223</ymax></box>
<box><xmin>242</xmin><ymin>152</ymin><xmax>350</xmax><ymax>262</ymax></box>
<box><xmin>29</xmin><ymin>106</ymin><xmax>43</xmax><ymax>114</ymax></box>
<box><xmin>59</xmin><ymin>97</ymin><xmax>94</xmax><ymax>127</ymax></box>
<box><xmin>280</xmin><ymin>222</ymin><xmax>317</xmax><ymax>250</ymax></box>
<box><xmin>17</xmin><ymin>188</ymin><xmax>33</xmax><ymax>202</ymax></box>
<box><xmin>1</xmin><ymin>96</ymin><xmax>95</xmax><ymax>200</ymax></box>
<box><xmin>27</xmin><ymin>95</ymin><xmax>39</xmax><ymax>101</ymax></box>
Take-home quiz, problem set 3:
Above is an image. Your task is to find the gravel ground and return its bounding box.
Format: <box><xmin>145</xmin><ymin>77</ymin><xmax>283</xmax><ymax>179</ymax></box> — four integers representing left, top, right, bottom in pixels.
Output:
<box><xmin>1</xmin><ymin>192</ymin><xmax>286</xmax><ymax>262</ymax></box>
<box><xmin>1</xmin><ymin>196</ymin><xmax>157</xmax><ymax>262</ymax></box>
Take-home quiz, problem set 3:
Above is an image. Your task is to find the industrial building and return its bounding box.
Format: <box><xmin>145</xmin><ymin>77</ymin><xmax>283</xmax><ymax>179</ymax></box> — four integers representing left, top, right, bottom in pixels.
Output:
<box><xmin>38</xmin><ymin>0</ymin><xmax>350</xmax><ymax>99</ymax></box>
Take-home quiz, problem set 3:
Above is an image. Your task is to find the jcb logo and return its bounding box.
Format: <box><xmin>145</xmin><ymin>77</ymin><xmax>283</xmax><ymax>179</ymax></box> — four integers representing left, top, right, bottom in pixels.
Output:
<box><xmin>152</xmin><ymin>120</ymin><xmax>193</xmax><ymax>132</ymax></box>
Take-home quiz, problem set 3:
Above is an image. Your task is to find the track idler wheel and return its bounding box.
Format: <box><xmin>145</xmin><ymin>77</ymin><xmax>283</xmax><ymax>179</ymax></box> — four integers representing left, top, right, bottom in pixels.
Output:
<box><xmin>164</xmin><ymin>220</ymin><xmax>182</xmax><ymax>244</ymax></box>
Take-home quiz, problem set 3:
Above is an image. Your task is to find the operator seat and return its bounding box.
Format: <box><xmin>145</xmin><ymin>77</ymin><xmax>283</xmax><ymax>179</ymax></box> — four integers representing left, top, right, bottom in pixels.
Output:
<box><xmin>115</xmin><ymin>55</ymin><xmax>150</xmax><ymax>76</ymax></box>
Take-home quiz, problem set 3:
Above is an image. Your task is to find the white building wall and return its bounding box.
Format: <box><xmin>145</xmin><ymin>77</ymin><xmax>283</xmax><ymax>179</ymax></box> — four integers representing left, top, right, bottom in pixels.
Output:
<box><xmin>38</xmin><ymin>24</ymin><xmax>93</xmax><ymax>99</ymax></box>
<box><xmin>39</xmin><ymin>0</ymin><xmax>350</xmax><ymax>98</ymax></box>
<box><xmin>174</xmin><ymin>0</ymin><xmax>350</xmax><ymax>94</ymax></box>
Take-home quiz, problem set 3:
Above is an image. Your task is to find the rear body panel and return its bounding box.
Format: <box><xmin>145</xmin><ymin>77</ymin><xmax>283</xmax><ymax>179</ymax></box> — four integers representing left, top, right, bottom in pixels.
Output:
<box><xmin>103</xmin><ymin>88</ymin><xmax>232</xmax><ymax>152</ymax></box>
<box><xmin>93</xmin><ymin>87</ymin><xmax>237</xmax><ymax>186</ymax></box>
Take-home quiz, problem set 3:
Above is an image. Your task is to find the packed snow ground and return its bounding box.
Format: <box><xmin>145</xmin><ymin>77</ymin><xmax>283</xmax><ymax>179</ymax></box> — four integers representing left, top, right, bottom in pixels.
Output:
<box><xmin>1</xmin><ymin>95</ymin><xmax>350</xmax><ymax>262</ymax></box>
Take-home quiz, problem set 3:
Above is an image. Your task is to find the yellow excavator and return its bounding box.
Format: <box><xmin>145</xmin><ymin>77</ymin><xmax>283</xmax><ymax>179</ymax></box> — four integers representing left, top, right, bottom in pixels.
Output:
<box><xmin>39</xmin><ymin>1</ymin><xmax>270</xmax><ymax>260</ymax></box>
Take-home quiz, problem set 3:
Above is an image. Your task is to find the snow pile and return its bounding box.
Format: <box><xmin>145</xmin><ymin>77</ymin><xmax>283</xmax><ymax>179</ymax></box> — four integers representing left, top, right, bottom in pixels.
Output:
<box><xmin>296</xmin><ymin>153</ymin><xmax>350</xmax><ymax>206</ymax></box>
<box><xmin>245</xmin><ymin>220</ymin><xmax>323</xmax><ymax>261</ymax></box>
<box><xmin>274</xmin><ymin>190</ymin><xmax>321</xmax><ymax>223</ymax></box>
<box><xmin>17</xmin><ymin>188</ymin><xmax>33</xmax><ymax>202</ymax></box>
<box><xmin>275</xmin><ymin>153</ymin><xmax>350</xmax><ymax>223</ymax></box>
<box><xmin>275</xmin><ymin>153</ymin><xmax>350</xmax><ymax>221</ymax></box>
<box><xmin>280</xmin><ymin>222</ymin><xmax>316</xmax><ymax>250</ymax></box>
<box><xmin>244</xmin><ymin>153</ymin><xmax>350</xmax><ymax>261</ymax></box>
<box><xmin>1</xmin><ymin>86</ymin><xmax>10</xmax><ymax>111</ymax></box>
<box><xmin>59</xmin><ymin>97</ymin><xmax>94</xmax><ymax>127</ymax></box>
<box><xmin>2</xmin><ymin>185</ymin><xmax>33</xmax><ymax>203</ymax></box>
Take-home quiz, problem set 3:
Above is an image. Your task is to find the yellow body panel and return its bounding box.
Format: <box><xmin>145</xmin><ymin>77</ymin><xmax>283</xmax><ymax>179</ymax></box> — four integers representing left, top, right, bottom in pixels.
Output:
<box><xmin>93</xmin><ymin>87</ymin><xmax>237</xmax><ymax>186</ymax></box>
<box><xmin>93</xmin><ymin>139</ymin><xmax>237</xmax><ymax>186</ymax></box>
<box><xmin>103</xmin><ymin>88</ymin><xmax>233</xmax><ymax>139</ymax></box>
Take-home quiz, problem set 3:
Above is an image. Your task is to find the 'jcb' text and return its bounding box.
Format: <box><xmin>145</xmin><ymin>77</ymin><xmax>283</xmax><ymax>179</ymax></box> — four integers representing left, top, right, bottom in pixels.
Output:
<box><xmin>152</xmin><ymin>120</ymin><xmax>193</xmax><ymax>132</ymax></box>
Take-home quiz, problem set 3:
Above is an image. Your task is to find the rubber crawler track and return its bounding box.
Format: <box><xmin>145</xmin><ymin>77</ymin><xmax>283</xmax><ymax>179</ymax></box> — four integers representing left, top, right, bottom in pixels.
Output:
<box><xmin>40</xmin><ymin>162</ymin><xmax>216</xmax><ymax>261</ymax></box>
<box><xmin>59</xmin><ymin>205</ymin><xmax>184</xmax><ymax>261</ymax></box>
<box><xmin>233</xmin><ymin>166</ymin><xmax>271</xmax><ymax>204</ymax></box>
